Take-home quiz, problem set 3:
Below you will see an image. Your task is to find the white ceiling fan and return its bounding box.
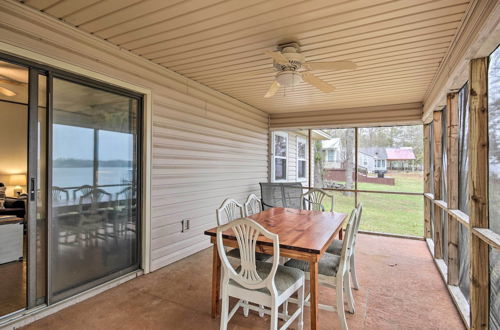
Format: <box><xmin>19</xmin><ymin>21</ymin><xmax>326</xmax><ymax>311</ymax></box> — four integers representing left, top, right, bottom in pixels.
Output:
<box><xmin>263</xmin><ymin>42</ymin><xmax>357</xmax><ymax>98</ymax></box>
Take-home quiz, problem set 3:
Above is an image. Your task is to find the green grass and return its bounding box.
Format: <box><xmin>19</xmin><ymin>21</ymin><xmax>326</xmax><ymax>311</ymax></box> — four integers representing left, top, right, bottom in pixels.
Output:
<box><xmin>322</xmin><ymin>171</ymin><xmax>424</xmax><ymax>236</ymax></box>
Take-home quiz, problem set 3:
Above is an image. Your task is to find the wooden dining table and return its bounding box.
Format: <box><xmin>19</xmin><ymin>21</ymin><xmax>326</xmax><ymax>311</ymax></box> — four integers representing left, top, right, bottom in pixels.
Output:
<box><xmin>204</xmin><ymin>207</ymin><xmax>348</xmax><ymax>330</ymax></box>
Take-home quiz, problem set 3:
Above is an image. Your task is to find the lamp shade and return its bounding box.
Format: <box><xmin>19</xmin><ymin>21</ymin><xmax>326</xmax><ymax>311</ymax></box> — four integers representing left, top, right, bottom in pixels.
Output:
<box><xmin>10</xmin><ymin>174</ymin><xmax>26</xmax><ymax>186</ymax></box>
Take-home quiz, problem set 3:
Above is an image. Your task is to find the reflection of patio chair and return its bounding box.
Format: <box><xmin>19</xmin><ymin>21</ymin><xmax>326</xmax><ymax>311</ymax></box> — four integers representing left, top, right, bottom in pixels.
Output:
<box><xmin>113</xmin><ymin>186</ymin><xmax>136</xmax><ymax>236</ymax></box>
<box><xmin>73</xmin><ymin>185</ymin><xmax>93</xmax><ymax>201</ymax></box>
<box><xmin>77</xmin><ymin>188</ymin><xmax>112</xmax><ymax>246</ymax></box>
<box><xmin>52</xmin><ymin>186</ymin><xmax>69</xmax><ymax>202</ymax></box>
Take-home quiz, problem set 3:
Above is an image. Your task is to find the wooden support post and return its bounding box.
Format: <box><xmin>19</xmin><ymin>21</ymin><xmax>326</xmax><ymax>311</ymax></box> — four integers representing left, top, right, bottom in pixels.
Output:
<box><xmin>468</xmin><ymin>57</ymin><xmax>489</xmax><ymax>330</ymax></box>
<box><xmin>446</xmin><ymin>92</ymin><xmax>459</xmax><ymax>286</ymax></box>
<box><xmin>433</xmin><ymin>110</ymin><xmax>443</xmax><ymax>259</ymax></box>
<box><xmin>423</xmin><ymin>124</ymin><xmax>432</xmax><ymax>238</ymax></box>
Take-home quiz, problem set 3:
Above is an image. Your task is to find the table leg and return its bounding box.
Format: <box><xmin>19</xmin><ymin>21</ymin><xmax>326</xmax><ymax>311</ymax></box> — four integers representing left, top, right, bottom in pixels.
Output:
<box><xmin>309</xmin><ymin>260</ymin><xmax>319</xmax><ymax>330</ymax></box>
<box><xmin>211</xmin><ymin>242</ymin><xmax>221</xmax><ymax>318</ymax></box>
<box><xmin>339</xmin><ymin>228</ymin><xmax>343</xmax><ymax>240</ymax></box>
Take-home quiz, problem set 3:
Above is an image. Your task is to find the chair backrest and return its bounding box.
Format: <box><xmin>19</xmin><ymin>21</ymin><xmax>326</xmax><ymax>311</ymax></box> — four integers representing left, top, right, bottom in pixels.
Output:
<box><xmin>73</xmin><ymin>184</ymin><xmax>93</xmax><ymax>201</ymax></box>
<box><xmin>260</xmin><ymin>182</ymin><xmax>303</xmax><ymax>209</ymax></box>
<box><xmin>260</xmin><ymin>183</ymin><xmax>285</xmax><ymax>209</ymax></box>
<box><xmin>115</xmin><ymin>186</ymin><xmax>133</xmax><ymax>201</ymax></box>
<box><xmin>282</xmin><ymin>183</ymin><xmax>303</xmax><ymax>209</ymax></box>
<box><xmin>337</xmin><ymin>208</ymin><xmax>358</xmax><ymax>277</ymax></box>
<box><xmin>301</xmin><ymin>188</ymin><xmax>334</xmax><ymax>211</ymax></box>
<box><xmin>216</xmin><ymin>198</ymin><xmax>244</xmax><ymax>226</ymax></box>
<box><xmin>217</xmin><ymin>218</ymin><xmax>280</xmax><ymax>293</ymax></box>
<box><xmin>244</xmin><ymin>194</ymin><xmax>262</xmax><ymax>217</ymax></box>
<box><xmin>52</xmin><ymin>186</ymin><xmax>69</xmax><ymax>202</ymax></box>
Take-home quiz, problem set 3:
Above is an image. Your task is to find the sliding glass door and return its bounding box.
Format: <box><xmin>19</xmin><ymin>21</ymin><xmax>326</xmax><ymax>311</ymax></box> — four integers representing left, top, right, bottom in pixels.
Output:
<box><xmin>0</xmin><ymin>52</ymin><xmax>142</xmax><ymax>317</ymax></box>
<box><xmin>49</xmin><ymin>77</ymin><xmax>141</xmax><ymax>302</ymax></box>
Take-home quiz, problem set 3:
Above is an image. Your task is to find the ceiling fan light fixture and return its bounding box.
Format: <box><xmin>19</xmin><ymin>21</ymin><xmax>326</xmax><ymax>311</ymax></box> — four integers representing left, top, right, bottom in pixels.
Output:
<box><xmin>275</xmin><ymin>71</ymin><xmax>303</xmax><ymax>87</ymax></box>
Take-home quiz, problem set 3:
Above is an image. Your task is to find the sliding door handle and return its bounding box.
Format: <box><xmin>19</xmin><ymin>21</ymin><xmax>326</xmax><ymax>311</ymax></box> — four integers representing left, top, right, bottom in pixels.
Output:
<box><xmin>30</xmin><ymin>177</ymin><xmax>36</xmax><ymax>201</ymax></box>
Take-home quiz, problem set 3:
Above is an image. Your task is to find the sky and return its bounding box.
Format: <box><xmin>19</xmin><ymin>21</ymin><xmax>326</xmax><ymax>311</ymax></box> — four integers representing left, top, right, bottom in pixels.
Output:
<box><xmin>53</xmin><ymin>124</ymin><xmax>133</xmax><ymax>161</ymax></box>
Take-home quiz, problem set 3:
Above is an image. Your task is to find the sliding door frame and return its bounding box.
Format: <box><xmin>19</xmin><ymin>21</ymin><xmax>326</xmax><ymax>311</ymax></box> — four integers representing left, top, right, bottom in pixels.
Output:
<box><xmin>47</xmin><ymin>72</ymin><xmax>144</xmax><ymax>303</ymax></box>
<box><xmin>0</xmin><ymin>51</ymin><xmax>147</xmax><ymax>309</ymax></box>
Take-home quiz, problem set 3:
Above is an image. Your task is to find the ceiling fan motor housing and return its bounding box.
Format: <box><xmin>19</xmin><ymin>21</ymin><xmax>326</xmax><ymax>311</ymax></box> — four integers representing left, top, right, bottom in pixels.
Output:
<box><xmin>273</xmin><ymin>45</ymin><xmax>306</xmax><ymax>71</ymax></box>
<box><xmin>275</xmin><ymin>70</ymin><xmax>303</xmax><ymax>87</ymax></box>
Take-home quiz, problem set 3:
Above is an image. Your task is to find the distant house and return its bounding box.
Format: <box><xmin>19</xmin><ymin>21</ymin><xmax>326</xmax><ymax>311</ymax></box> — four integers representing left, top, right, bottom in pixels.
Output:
<box><xmin>359</xmin><ymin>147</ymin><xmax>387</xmax><ymax>173</ymax></box>
<box><xmin>386</xmin><ymin>147</ymin><xmax>416</xmax><ymax>170</ymax></box>
<box><xmin>356</xmin><ymin>147</ymin><xmax>416</xmax><ymax>173</ymax></box>
<box><xmin>322</xmin><ymin>138</ymin><xmax>342</xmax><ymax>169</ymax></box>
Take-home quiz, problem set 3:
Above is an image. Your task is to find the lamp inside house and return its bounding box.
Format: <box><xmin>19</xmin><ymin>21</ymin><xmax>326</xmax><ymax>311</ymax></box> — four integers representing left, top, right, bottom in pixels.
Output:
<box><xmin>10</xmin><ymin>174</ymin><xmax>26</xmax><ymax>197</ymax></box>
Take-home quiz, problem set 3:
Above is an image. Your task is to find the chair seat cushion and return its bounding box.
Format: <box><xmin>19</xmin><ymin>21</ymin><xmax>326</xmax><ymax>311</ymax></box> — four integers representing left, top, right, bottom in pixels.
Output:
<box><xmin>231</xmin><ymin>261</ymin><xmax>304</xmax><ymax>294</ymax></box>
<box><xmin>226</xmin><ymin>248</ymin><xmax>271</xmax><ymax>261</ymax></box>
<box><xmin>326</xmin><ymin>239</ymin><xmax>343</xmax><ymax>255</ymax></box>
<box><xmin>284</xmin><ymin>253</ymin><xmax>341</xmax><ymax>277</ymax></box>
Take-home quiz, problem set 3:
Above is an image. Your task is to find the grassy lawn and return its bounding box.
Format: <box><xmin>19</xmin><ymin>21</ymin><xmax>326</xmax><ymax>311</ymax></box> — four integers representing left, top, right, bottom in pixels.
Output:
<box><xmin>323</xmin><ymin>171</ymin><xmax>424</xmax><ymax>236</ymax></box>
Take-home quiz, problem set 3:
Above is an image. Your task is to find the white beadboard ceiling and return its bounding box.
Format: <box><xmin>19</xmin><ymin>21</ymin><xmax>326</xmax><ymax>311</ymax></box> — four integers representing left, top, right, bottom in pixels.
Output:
<box><xmin>17</xmin><ymin>0</ymin><xmax>471</xmax><ymax>114</ymax></box>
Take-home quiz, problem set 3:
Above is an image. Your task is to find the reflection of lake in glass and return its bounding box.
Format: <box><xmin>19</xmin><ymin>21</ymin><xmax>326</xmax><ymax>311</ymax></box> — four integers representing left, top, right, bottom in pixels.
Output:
<box><xmin>53</xmin><ymin>167</ymin><xmax>132</xmax><ymax>195</ymax></box>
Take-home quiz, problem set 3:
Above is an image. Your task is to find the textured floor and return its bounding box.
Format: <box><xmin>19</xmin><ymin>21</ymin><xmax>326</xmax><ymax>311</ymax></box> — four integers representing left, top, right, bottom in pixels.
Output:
<box><xmin>0</xmin><ymin>260</ymin><xmax>25</xmax><ymax>316</ymax></box>
<box><xmin>22</xmin><ymin>234</ymin><xmax>465</xmax><ymax>329</ymax></box>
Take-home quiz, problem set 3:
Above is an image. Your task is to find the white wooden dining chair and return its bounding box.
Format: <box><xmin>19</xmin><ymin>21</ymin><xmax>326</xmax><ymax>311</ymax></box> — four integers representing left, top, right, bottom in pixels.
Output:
<box><xmin>244</xmin><ymin>194</ymin><xmax>262</xmax><ymax>216</ymax></box>
<box><xmin>216</xmin><ymin>198</ymin><xmax>244</xmax><ymax>226</ymax></box>
<box><xmin>217</xmin><ymin>218</ymin><xmax>305</xmax><ymax>330</ymax></box>
<box><xmin>300</xmin><ymin>188</ymin><xmax>334</xmax><ymax>212</ymax></box>
<box><xmin>216</xmin><ymin>198</ymin><xmax>270</xmax><ymax>261</ymax></box>
<box><xmin>284</xmin><ymin>208</ymin><xmax>358</xmax><ymax>330</ymax></box>
<box><xmin>327</xmin><ymin>203</ymin><xmax>363</xmax><ymax>290</ymax></box>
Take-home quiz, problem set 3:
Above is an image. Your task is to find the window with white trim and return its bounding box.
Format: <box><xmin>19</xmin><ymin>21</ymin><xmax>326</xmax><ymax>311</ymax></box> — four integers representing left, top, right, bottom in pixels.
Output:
<box><xmin>272</xmin><ymin>131</ymin><xmax>288</xmax><ymax>181</ymax></box>
<box><xmin>297</xmin><ymin>137</ymin><xmax>307</xmax><ymax>180</ymax></box>
<box><xmin>327</xmin><ymin>149</ymin><xmax>335</xmax><ymax>162</ymax></box>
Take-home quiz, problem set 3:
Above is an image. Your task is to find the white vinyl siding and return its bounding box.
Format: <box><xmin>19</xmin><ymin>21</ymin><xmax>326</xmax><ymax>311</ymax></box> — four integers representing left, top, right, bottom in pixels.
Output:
<box><xmin>0</xmin><ymin>7</ymin><xmax>269</xmax><ymax>271</ymax></box>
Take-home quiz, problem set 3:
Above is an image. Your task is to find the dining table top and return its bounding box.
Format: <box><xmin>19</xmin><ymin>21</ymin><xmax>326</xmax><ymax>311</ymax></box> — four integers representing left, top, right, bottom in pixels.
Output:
<box><xmin>204</xmin><ymin>207</ymin><xmax>347</xmax><ymax>255</ymax></box>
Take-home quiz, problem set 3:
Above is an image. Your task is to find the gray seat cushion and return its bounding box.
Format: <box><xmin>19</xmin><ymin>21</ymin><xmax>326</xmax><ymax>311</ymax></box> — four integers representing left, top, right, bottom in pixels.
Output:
<box><xmin>226</xmin><ymin>248</ymin><xmax>271</xmax><ymax>261</ymax></box>
<box><xmin>326</xmin><ymin>239</ymin><xmax>343</xmax><ymax>255</ymax></box>
<box><xmin>230</xmin><ymin>260</ymin><xmax>304</xmax><ymax>294</ymax></box>
<box><xmin>284</xmin><ymin>253</ymin><xmax>341</xmax><ymax>277</ymax></box>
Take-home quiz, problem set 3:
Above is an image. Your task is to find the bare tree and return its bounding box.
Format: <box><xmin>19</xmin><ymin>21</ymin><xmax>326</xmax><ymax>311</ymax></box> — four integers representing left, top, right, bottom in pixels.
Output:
<box><xmin>344</xmin><ymin>129</ymin><xmax>355</xmax><ymax>196</ymax></box>
<box><xmin>314</xmin><ymin>141</ymin><xmax>324</xmax><ymax>187</ymax></box>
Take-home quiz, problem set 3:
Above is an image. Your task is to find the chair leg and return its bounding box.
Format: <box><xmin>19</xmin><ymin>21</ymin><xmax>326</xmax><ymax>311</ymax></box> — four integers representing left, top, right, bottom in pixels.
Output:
<box><xmin>243</xmin><ymin>300</ymin><xmax>249</xmax><ymax>317</ymax></box>
<box><xmin>258</xmin><ymin>305</ymin><xmax>265</xmax><ymax>317</ymax></box>
<box><xmin>350</xmin><ymin>253</ymin><xmax>359</xmax><ymax>290</ymax></box>
<box><xmin>344</xmin><ymin>272</ymin><xmax>355</xmax><ymax>314</ymax></box>
<box><xmin>283</xmin><ymin>299</ymin><xmax>289</xmax><ymax>319</ymax></box>
<box><xmin>220</xmin><ymin>287</ymin><xmax>229</xmax><ymax>330</ymax></box>
<box><xmin>337</xmin><ymin>277</ymin><xmax>348</xmax><ymax>330</ymax></box>
<box><xmin>297</xmin><ymin>280</ymin><xmax>305</xmax><ymax>330</ymax></box>
<box><xmin>270</xmin><ymin>303</ymin><xmax>279</xmax><ymax>330</ymax></box>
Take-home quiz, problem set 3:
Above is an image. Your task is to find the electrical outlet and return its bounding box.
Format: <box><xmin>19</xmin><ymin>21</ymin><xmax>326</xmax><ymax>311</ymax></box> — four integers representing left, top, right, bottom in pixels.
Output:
<box><xmin>181</xmin><ymin>219</ymin><xmax>191</xmax><ymax>232</ymax></box>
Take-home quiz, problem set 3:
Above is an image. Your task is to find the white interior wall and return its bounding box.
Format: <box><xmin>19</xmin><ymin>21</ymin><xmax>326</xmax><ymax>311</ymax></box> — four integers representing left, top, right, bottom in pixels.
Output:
<box><xmin>0</xmin><ymin>101</ymin><xmax>27</xmax><ymax>196</ymax></box>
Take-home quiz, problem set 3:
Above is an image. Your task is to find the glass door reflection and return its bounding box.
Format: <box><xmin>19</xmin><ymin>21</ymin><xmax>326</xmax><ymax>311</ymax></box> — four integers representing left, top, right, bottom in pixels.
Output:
<box><xmin>50</xmin><ymin>77</ymin><xmax>140</xmax><ymax>301</ymax></box>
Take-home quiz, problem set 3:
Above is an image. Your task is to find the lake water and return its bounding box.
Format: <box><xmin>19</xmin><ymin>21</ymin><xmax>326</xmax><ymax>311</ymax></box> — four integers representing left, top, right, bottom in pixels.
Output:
<box><xmin>53</xmin><ymin>167</ymin><xmax>133</xmax><ymax>197</ymax></box>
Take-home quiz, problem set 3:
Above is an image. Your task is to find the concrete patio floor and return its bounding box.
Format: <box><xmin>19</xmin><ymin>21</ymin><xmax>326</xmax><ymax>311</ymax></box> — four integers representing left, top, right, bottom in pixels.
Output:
<box><xmin>22</xmin><ymin>234</ymin><xmax>465</xmax><ymax>329</ymax></box>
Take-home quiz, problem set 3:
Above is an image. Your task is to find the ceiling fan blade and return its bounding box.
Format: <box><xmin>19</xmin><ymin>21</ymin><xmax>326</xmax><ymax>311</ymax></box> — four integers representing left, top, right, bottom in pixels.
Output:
<box><xmin>0</xmin><ymin>86</ymin><xmax>16</xmax><ymax>97</ymax></box>
<box><xmin>0</xmin><ymin>78</ymin><xmax>26</xmax><ymax>86</ymax></box>
<box><xmin>304</xmin><ymin>60</ymin><xmax>357</xmax><ymax>71</ymax></box>
<box><xmin>264</xmin><ymin>80</ymin><xmax>281</xmax><ymax>98</ymax></box>
<box><xmin>301</xmin><ymin>72</ymin><xmax>335</xmax><ymax>93</ymax></box>
<box><xmin>264</xmin><ymin>51</ymin><xmax>290</xmax><ymax>66</ymax></box>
